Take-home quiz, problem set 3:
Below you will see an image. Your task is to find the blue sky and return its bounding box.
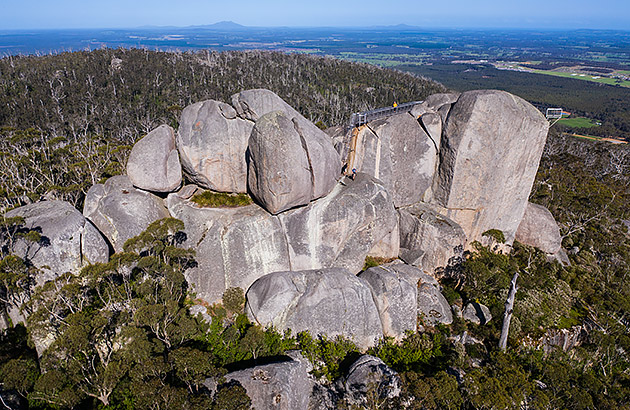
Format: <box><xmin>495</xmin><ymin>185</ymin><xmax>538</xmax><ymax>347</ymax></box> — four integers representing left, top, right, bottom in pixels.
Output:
<box><xmin>2</xmin><ymin>0</ymin><xmax>629</xmax><ymax>30</ymax></box>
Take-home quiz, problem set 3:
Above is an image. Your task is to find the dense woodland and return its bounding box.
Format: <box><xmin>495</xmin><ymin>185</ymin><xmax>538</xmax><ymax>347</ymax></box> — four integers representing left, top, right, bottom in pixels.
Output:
<box><xmin>1</xmin><ymin>50</ymin><xmax>630</xmax><ymax>409</ymax></box>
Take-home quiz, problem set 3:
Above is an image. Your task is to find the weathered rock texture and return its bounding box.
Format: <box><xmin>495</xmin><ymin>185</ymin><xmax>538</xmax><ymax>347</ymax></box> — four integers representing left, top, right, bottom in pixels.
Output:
<box><xmin>126</xmin><ymin>124</ymin><xmax>182</xmax><ymax>192</ymax></box>
<box><xmin>410</xmin><ymin>265</ymin><xmax>454</xmax><ymax>326</ymax></box>
<box><xmin>83</xmin><ymin>176</ymin><xmax>170</xmax><ymax>252</ymax></box>
<box><xmin>348</xmin><ymin>113</ymin><xmax>437</xmax><ymax>207</ymax></box>
<box><xmin>337</xmin><ymin>355</ymin><xmax>401</xmax><ymax>407</ymax></box>
<box><xmin>398</xmin><ymin>202</ymin><xmax>467</xmax><ymax>274</ymax></box>
<box><xmin>166</xmin><ymin>193</ymin><xmax>291</xmax><ymax>304</ymax></box>
<box><xmin>177</xmin><ymin>99</ymin><xmax>253</xmax><ymax>193</ymax></box>
<box><xmin>247</xmin><ymin>110</ymin><xmax>340</xmax><ymax>214</ymax></box>
<box><xmin>6</xmin><ymin>200</ymin><xmax>109</xmax><ymax>283</ymax></box>
<box><xmin>279</xmin><ymin>173</ymin><xmax>397</xmax><ymax>273</ymax></box>
<box><xmin>359</xmin><ymin>266</ymin><xmax>417</xmax><ymax>339</ymax></box>
<box><xmin>219</xmin><ymin>351</ymin><xmax>315</xmax><ymax>410</ymax></box>
<box><xmin>246</xmin><ymin>268</ymin><xmax>383</xmax><ymax>348</ymax></box>
<box><xmin>515</xmin><ymin>202</ymin><xmax>562</xmax><ymax>254</ymax></box>
<box><xmin>431</xmin><ymin>90</ymin><xmax>549</xmax><ymax>244</ymax></box>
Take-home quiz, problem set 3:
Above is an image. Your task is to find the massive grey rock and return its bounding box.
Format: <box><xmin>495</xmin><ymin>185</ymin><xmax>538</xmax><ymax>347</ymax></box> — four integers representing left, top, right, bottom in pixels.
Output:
<box><xmin>279</xmin><ymin>173</ymin><xmax>397</xmax><ymax>273</ymax></box>
<box><xmin>219</xmin><ymin>351</ymin><xmax>315</xmax><ymax>410</ymax></box>
<box><xmin>246</xmin><ymin>268</ymin><xmax>383</xmax><ymax>348</ymax></box>
<box><xmin>431</xmin><ymin>90</ymin><xmax>549</xmax><ymax>244</ymax></box>
<box><xmin>516</xmin><ymin>202</ymin><xmax>562</xmax><ymax>254</ymax></box>
<box><xmin>396</xmin><ymin>264</ymin><xmax>455</xmax><ymax>326</ymax></box>
<box><xmin>167</xmin><ymin>193</ymin><xmax>291</xmax><ymax>305</ymax></box>
<box><xmin>463</xmin><ymin>302</ymin><xmax>492</xmax><ymax>325</ymax></box>
<box><xmin>6</xmin><ymin>200</ymin><xmax>108</xmax><ymax>283</ymax></box>
<box><xmin>398</xmin><ymin>203</ymin><xmax>467</xmax><ymax>275</ymax></box>
<box><xmin>126</xmin><ymin>124</ymin><xmax>181</xmax><ymax>193</ymax></box>
<box><xmin>248</xmin><ymin>110</ymin><xmax>340</xmax><ymax>214</ymax></box>
<box><xmin>359</xmin><ymin>266</ymin><xmax>417</xmax><ymax>339</ymax></box>
<box><xmin>349</xmin><ymin>113</ymin><xmax>437</xmax><ymax>207</ymax></box>
<box><xmin>177</xmin><ymin>99</ymin><xmax>253</xmax><ymax>193</ymax></box>
<box><xmin>337</xmin><ymin>355</ymin><xmax>401</xmax><ymax>407</ymax></box>
<box><xmin>83</xmin><ymin>176</ymin><xmax>170</xmax><ymax>252</ymax></box>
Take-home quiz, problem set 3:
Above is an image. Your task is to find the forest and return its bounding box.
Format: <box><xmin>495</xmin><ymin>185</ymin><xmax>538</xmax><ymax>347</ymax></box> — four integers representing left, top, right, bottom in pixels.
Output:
<box><xmin>1</xmin><ymin>49</ymin><xmax>630</xmax><ymax>409</ymax></box>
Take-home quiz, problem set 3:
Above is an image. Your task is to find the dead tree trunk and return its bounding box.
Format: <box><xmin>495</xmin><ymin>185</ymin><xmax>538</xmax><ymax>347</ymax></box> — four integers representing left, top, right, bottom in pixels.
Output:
<box><xmin>499</xmin><ymin>270</ymin><xmax>520</xmax><ymax>351</ymax></box>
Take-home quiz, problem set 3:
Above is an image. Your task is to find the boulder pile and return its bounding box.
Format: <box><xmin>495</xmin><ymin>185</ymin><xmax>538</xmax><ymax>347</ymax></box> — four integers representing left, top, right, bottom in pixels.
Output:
<box><xmin>2</xmin><ymin>87</ymin><xmax>564</xmax><ymax>407</ymax></box>
<box><xmin>2</xmin><ymin>89</ymin><xmax>563</xmax><ymax>368</ymax></box>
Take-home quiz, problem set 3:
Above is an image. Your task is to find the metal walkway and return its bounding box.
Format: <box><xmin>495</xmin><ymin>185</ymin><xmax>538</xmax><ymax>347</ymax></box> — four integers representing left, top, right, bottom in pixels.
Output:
<box><xmin>348</xmin><ymin>100</ymin><xmax>423</xmax><ymax>129</ymax></box>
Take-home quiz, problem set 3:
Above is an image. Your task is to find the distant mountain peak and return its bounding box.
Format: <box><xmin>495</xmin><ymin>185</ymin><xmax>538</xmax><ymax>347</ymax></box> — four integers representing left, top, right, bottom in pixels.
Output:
<box><xmin>199</xmin><ymin>21</ymin><xmax>248</xmax><ymax>30</ymax></box>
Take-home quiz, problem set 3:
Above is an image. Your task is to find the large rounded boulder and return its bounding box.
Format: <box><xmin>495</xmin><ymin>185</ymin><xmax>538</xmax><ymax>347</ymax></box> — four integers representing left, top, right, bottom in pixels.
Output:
<box><xmin>177</xmin><ymin>99</ymin><xmax>253</xmax><ymax>193</ymax></box>
<box><xmin>126</xmin><ymin>124</ymin><xmax>182</xmax><ymax>193</ymax></box>
<box><xmin>247</xmin><ymin>110</ymin><xmax>340</xmax><ymax>214</ymax></box>
<box><xmin>246</xmin><ymin>268</ymin><xmax>383</xmax><ymax>349</ymax></box>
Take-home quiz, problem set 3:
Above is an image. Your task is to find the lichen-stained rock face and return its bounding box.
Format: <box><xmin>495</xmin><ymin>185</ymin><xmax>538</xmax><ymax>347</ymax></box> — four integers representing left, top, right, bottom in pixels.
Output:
<box><xmin>279</xmin><ymin>173</ymin><xmax>397</xmax><ymax>273</ymax></box>
<box><xmin>248</xmin><ymin>110</ymin><xmax>340</xmax><ymax>214</ymax></box>
<box><xmin>246</xmin><ymin>268</ymin><xmax>383</xmax><ymax>349</ymax></box>
<box><xmin>126</xmin><ymin>124</ymin><xmax>182</xmax><ymax>193</ymax></box>
<box><xmin>359</xmin><ymin>266</ymin><xmax>417</xmax><ymax>339</ymax></box>
<box><xmin>350</xmin><ymin>113</ymin><xmax>437</xmax><ymax>207</ymax></box>
<box><xmin>83</xmin><ymin>176</ymin><xmax>170</xmax><ymax>252</ymax></box>
<box><xmin>5</xmin><ymin>200</ymin><xmax>109</xmax><ymax>283</ymax></box>
<box><xmin>516</xmin><ymin>202</ymin><xmax>562</xmax><ymax>254</ymax></box>
<box><xmin>220</xmin><ymin>351</ymin><xmax>314</xmax><ymax>410</ymax></box>
<box><xmin>431</xmin><ymin>90</ymin><xmax>549</xmax><ymax>244</ymax></box>
<box><xmin>338</xmin><ymin>355</ymin><xmax>401</xmax><ymax>407</ymax></box>
<box><xmin>398</xmin><ymin>202</ymin><xmax>467</xmax><ymax>275</ymax></box>
<box><xmin>166</xmin><ymin>193</ymin><xmax>291</xmax><ymax>305</ymax></box>
<box><xmin>177</xmin><ymin>99</ymin><xmax>253</xmax><ymax>193</ymax></box>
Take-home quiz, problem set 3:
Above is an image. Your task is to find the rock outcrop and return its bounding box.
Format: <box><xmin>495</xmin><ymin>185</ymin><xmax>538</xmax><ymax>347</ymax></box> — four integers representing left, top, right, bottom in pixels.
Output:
<box><xmin>359</xmin><ymin>266</ymin><xmax>417</xmax><ymax>339</ymax></box>
<box><xmin>463</xmin><ymin>302</ymin><xmax>493</xmax><ymax>325</ymax></box>
<box><xmin>348</xmin><ymin>113</ymin><xmax>437</xmax><ymax>207</ymax></box>
<box><xmin>279</xmin><ymin>173</ymin><xmax>397</xmax><ymax>273</ymax></box>
<box><xmin>177</xmin><ymin>99</ymin><xmax>253</xmax><ymax>193</ymax></box>
<box><xmin>166</xmin><ymin>193</ymin><xmax>291</xmax><ymax>305</ymax></box>
<box><xmin>126</xmin><ymin>124</ymin><xmax>182</xmax><ymax>192</ymax></box>
<box><xmin>219</xmin><ymin>351</ymin><xmax>315</xmax><ymax>410</ymax></box>
<box><xmin>515</xmin><ymin>201</ymin><xmax>562</xmax><ymax>254</ymax></box>
<box><xmin>83</xmin><ymin>175</ymin><xmax>170</xmax><ymax>252</ymax></box>
<box><xmin>247</xmin><ymin>110</ymin><xmax>340</xmax><ymax>214</ymax></box>
<box><xmin>5</xmin><ymin>200</ymin><xmax>109</xmax><ymax>283</ymax></box>
<box><xmin>246</xmin><ymin>268</ymin><xmax>383</xmax><ymax>348</ymax></box>
<box><xmin>431</xmin><ymin>90</ymin><xmax>549</xmax><ymax>244</ymax></box>
<box><xmin>398</xmin><ymin>202</ymin><xmax>467</xmax><ymax>275</ymax></box>
<box><xmin>337</xmin><ymin>355</ymin><xmax>401</xmax><ymax>407</ymax></box>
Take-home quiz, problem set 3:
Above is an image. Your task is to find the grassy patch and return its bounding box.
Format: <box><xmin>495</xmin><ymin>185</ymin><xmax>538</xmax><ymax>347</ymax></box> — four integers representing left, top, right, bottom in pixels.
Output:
<box><xmin>362</xmin><ymin>255</ymin><xmax>397</xmax><ymax>270</ymax></box>
<box><xmin>531</xmin><ymin>69</ymin><xmax>630</xmax><ymax>87</ymax></box>
<box><xmin>190</xmin><ymin>191</ymin><xmax>253</xmax><ymax>208</ymax></box>
<box><xmin>557</xmin><ymin>117</ymin><xmax>600</xmax><ymax>128</ymax></box>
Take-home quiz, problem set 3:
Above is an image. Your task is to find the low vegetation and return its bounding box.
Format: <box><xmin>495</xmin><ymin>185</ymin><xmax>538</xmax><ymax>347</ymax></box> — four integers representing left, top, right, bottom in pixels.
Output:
<box><xmin>190</xmin><ymin>191</ymin><xmax>253</xmax><ymax>208</ymax></box>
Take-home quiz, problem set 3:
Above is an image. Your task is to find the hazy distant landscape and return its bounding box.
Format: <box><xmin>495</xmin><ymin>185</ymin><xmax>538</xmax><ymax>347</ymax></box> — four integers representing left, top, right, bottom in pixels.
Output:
<box><xmin>3</xmin><ymin>23</ymin><xmax>628</xmax><ymax>140</ymax></box>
